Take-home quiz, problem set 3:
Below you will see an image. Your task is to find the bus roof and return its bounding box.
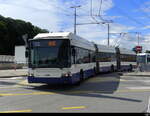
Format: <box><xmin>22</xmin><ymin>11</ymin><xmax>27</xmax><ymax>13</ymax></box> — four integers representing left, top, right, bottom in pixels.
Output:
<box><xmin>32</xmin><ymin>32</ymin><xmax>137</xmax><ymax>54</ymax></box>
<box><xmin>33</xmin><ymin>32</ymin><xmax>72</xmax><ymax>39</ymax></box>
<box><xmin>33</xmin><ymin>32</ymin><xmax>96</xmax><ymax>51</ymax></box>
<box><xmin>137</xmin><ymin>53</ymin><xmax>150</xmax><ymax>56</ymax></box>
<box><xmin>97</xmin><ymin>44</ymin><xmax>116</xmax><ymax>53</ymax></box>
<box><xmin>119</xmin><ymin>48</ymin><xmax>136</xmax><ymax>55</ymax></box>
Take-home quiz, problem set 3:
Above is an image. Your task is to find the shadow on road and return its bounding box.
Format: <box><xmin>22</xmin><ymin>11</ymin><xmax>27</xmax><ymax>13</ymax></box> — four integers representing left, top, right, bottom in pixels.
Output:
<box><xmin>26</xmin><ymin>72</ymin><xmax>142</xmax><ymax>103</ymax></box>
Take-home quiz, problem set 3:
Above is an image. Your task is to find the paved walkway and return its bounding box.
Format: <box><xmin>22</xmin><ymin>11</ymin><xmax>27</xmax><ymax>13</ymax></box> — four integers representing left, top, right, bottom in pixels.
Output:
<box><xmin>122</xmin><ymin>71</ymin><xmax>150</xmax><ymax>77</ymax></box>
<box><xmin>0</xmin><ymin>69</ymin><xmax>27</xmax><ymax>78</ymax></box>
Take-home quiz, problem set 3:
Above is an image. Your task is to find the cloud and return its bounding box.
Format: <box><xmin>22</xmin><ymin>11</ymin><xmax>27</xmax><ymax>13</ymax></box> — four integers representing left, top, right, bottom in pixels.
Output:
<box><xmin>138</xmin><ymin>34</ymin><xmax>150</xmax><ymax>51</ymax></box>
<box><xmin>0</xmin><ymin>0</ymin><xmax>61</xmax><ymax>31</ymax></box>
<box><xmin>142</xmin><ymin>25</ymin><xmax>150</xmax><ymax>30</ymax></box>
<box><xmin>0</xmin><ymin>0</ymin><xmax>142</xmax><ymax>50</ymax></box>
<box><xmin>140</xmin><ymin>1</ymin><xmax>150</xmax><ymax>13</ymax></box>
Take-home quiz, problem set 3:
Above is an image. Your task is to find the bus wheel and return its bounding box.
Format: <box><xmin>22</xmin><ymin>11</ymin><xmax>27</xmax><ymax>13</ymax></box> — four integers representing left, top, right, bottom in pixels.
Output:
<box><xmin>111</xmin><ymin>65</ymin><xmax>114</xmax><ymax>72</ymax></box>
<box><xmin>74</xmin><ymin>70</ymin><xmax>84</xmax><ymax>86</ymax></box>
<box><xmin>80</xmin><ymin>70</ymin><xmax>84</xmax><ymax>82</ymax></box>
<box><xmin>129</xmin><ymin>64</ymin><xmax>133</xmax><ymax>72</ymax></box>
<box><xmin>93</xmin><ymin>67</ymin><xmax>96</xmax><ymax>76</ymax></box>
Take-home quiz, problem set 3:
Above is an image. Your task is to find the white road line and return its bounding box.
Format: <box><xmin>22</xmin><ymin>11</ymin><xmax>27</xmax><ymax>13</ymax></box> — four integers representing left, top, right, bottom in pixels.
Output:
<box><xmin>9</xmin><ymin>77</ymin><xmax>24</xmax><ymax>80</ymax></box>
<box><xmin>121</xmin><ymin>80</ymin><xmax>150</xmax><ymax>82</ymax></box>
<box><xmin>127</xmin><ymin>86</ymin><xmax>150</xmax><ymax>90</ymax></box>
<box><xmin>0</xmin><ymin>77</ymin><xmax>25</xmax><ymax>80</ymax></box>
<box><xmin>147</xmin><ymin>96</ymin><xmax>150</xmax><ymax>113</ymax></box>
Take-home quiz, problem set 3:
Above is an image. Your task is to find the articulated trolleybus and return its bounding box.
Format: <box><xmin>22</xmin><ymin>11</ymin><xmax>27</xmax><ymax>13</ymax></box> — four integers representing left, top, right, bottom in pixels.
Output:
<box><xmin>27</xmin><ymin>32</ymin><xmax>136</xmax><ymax>85</ymax></box>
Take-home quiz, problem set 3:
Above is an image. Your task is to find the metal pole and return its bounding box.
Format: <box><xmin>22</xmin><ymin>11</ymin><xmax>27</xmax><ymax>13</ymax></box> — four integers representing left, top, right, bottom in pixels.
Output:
<box><xmin>108</xmin><ymin>23</ymin><xmax>110</xmax><ymax>46</ymax></box>
<box><xmin>137</xmin><ymin>32</ymin><xmax>140</xmax><ymax>46</ymax></box>
<box><xmin>70</xmin><ymin>5</ymin><xmax>81</xmax><ymax>35</ymax></box>
<box><xmin>74</xmin><ymin>7</ymin><xmax>77</xmax><ymax>34</ymax></box>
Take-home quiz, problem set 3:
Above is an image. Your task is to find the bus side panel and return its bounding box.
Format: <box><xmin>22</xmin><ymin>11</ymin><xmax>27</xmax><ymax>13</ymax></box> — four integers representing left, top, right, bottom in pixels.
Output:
<box><xmin>120</xmin><ymin>62</ymin><xmax>137</xmax><ymax>71</ymax></box>
<box><xmin>70</xmin><ymin>63</ymin><xmax>96</xmax><ymax>79</ymax></box>
<box><xmin>99</xmin><ymin>62</ymin><xmax>117</xmax><ymax>73</ymax></box>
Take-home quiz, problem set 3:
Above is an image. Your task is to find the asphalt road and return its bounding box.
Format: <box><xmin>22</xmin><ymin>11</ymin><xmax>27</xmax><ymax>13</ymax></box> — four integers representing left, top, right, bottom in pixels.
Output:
<box><xmin>0</xmin><ymin>72</ymin><xmax>150</xmax><ymax>113</ymax></box>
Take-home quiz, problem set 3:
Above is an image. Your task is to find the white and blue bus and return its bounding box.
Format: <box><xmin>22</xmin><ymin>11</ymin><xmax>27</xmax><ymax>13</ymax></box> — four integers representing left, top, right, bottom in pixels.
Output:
<box><xmin>137</xmin><ymin>53</ymin><xmax>150</xmax><ymax>64</ymax></box>
<box><xmin>136</xmin><ymin>53</ymin><xmax>150</xmax><ymax>71</ymax></box>
<box><xmin>119</xmin><ymin>48</ymin><xmax>137</xmax><ymax>71</ymax></box>
<box><xmin>96</xmin><ymin>44</ymin><xmax>117</xmax><ymax>73</ymax></box>
<box><xmin>27</xmin><ymin>32</ymin><xmax>136</xmax><ymax>85</ymax></box>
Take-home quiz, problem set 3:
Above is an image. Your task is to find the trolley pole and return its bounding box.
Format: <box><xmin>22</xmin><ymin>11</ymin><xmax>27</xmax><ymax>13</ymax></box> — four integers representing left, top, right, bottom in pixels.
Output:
<box><xmin>70</xmin><ymin>5</ymin><xmax>81</xmax><ymax>35</ymax></box>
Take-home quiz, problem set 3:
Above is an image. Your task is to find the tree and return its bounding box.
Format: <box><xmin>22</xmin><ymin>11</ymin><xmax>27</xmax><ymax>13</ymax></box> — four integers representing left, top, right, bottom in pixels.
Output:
<box><xmin>0</xmin><ymin>15</ymin><xmax>49</xmax><ymax>55</ymax></box>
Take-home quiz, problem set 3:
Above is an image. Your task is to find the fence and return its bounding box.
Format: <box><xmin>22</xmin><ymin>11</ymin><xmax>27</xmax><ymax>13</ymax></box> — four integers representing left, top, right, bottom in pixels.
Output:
<box><xmin>0</xmin><ymin>55</ymin><xmax>14</xmax><ymax>63</ymax></box>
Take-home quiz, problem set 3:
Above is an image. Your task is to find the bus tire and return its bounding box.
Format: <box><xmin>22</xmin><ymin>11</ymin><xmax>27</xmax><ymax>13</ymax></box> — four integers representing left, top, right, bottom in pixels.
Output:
<box><xmin>93</xmin><ymin>67</ymin><xmax>96</xmax><ymax>76</ymax></box>
<box><xmin>80</xmin><ymin>70</ymin><xmax>84</xmax><ymax>82</ymax></box>
<box><xmin>75</xmin><ymin>70</ymin><xmax>84</xmax><ymax>86</ymax></box>
<box><xmin>129</xmin><ymin>64</ymin><xmax>133</xmax><ymax>72</ymax></box>
<box><xmin>111</xmin><ymin>65</ymin><xmax>114</xmax><ymax>72</ymax></box>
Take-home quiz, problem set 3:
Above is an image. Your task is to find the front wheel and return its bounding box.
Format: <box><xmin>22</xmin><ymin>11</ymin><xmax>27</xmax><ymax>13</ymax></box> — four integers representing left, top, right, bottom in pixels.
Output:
<box><xmin>75</xmin><ymin>70</ymin><xmax>84</xmax><ymax>86</ymax></box>
<box><xmin>80</xmin><ymin>70</ymin><xmax>84</xmax><ymax>82</ymax></box>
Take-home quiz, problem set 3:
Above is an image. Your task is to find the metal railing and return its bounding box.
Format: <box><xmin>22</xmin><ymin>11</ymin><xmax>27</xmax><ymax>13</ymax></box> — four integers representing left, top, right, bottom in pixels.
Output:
<box><xmin>0</xmin><ymin>55</ymin><xmax>14</xmax><ymax>63</ymax></box>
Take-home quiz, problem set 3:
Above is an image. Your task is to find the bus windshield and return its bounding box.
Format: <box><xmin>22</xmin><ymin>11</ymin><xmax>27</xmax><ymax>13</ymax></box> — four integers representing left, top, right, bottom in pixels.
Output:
<box><xmin>29</xmin><ymin>39</ymin><xmax>70</xmax><ymax>68</ymax></box>
<box><xmin>137</xmin><ymin>55</ymin><xmax>146</xmax><ymax>64</ymax></box>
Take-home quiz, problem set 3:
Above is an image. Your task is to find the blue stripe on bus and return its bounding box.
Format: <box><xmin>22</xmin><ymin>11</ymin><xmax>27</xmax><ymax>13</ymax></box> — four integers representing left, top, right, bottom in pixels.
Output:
<box><xmin>28</xmin><ymin>65</ymin><xmax>134</xmax><ymax>84</ymax></box>
<box><xmin>28</xmin><ymin>68</ymin><xmax>94</xmax><ymax>84</ymax></box>
<box><xmin>28</xmin><ymin>76</ymin><xmax>73</xmax><ymax>84</ymax></box>
<box><xmin>28</xmin><ymin>65</ymin><xmax>132</xmax><ymax>85</ymax></box>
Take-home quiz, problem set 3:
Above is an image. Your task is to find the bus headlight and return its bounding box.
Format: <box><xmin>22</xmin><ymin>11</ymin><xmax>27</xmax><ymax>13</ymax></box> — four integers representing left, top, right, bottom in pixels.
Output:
<box><xmin>62</xmin><ymin>72</ymin><xmax>72</xmax><ymax>77</ymax></box>
<box><xmin>28</xmin><ymin>73</ymin><xmax>34</xmax><ymax>77</ymax></box>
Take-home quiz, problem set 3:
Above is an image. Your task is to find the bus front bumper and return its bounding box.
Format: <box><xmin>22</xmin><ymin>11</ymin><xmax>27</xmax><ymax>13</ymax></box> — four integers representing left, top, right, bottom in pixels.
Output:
<box><xmin>28</xmin><ymin>76</ymin><xmax>79</xmax><ymax>85</ymax></box>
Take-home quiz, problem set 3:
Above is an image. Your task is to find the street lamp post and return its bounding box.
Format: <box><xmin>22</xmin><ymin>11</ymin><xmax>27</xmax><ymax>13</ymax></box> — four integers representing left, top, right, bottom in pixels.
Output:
<box><xmin>102</xmin><ymin>21</ymin><xmax>113</xmax><ymax>46</ymax></box>
<box><xmin>70</xmin><ymin>5</ymin><xmax>81</xmax><ymax>35</ymax></box>
<box><xmin>107</xmin><ymin>23</ymin><xmax>110</xmax><ymax>46</ymax></box>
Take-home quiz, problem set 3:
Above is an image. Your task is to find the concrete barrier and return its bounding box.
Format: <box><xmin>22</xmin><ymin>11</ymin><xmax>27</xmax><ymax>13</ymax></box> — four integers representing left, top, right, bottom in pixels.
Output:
<box><xmin>0</xmin><ymin>69</ymin><xmax>27</xmax><ymax>78</ymax></box>
<box><xmin>0</xmin><ymin>63</ymin><xmax>26</xmax><ymax>70</ymax></box>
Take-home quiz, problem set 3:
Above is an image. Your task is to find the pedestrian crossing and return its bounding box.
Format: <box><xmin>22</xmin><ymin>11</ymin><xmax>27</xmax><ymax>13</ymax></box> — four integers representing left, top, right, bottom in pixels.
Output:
<box><xmin>120</xmin><ymin>73</ymin><xmax>150</xmax><ymax>92</ymax></box>
<box><xmin>127</xmin><ymin>87</ymin><xmax>150</xmax><ymax>90</ymax></box>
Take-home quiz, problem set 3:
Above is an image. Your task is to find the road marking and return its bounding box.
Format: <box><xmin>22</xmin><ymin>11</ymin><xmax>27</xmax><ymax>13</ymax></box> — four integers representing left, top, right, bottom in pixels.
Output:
<box><xmin>147</xmin><ymin>96</ymin><xmax>150</xmax><ymax>113</ymax></box>
<box><xmin>13</xmin><ymin>80</ymin><xmax>44</xmax><ymax>88</ymax></box>
<box><xmin>0</xmin><ymin>86</ymin><xmax>19</xmax><ymax>89</ymax></box>
<box><xmin>120</xmin><ymin>80</ymin><xmax>150</xmax><ymax>82</ymax></box>
<box><xmin>0</xmin><ymin>89</ymin><xmax>33</xmax><ymax>93</ymax></box>
<box><xmin>0</xmin><ymin>109</ymin><xmax>32</xmax><ymax>113</ymax></box>
<box><xmin>9</xmin><ymin>77</ymin><xmax>24</xmax><ymax>80</ymax></box>
<box><xmin>62</xmin><ymin>106</ymin><xmax>86</xmax><ymax>110</ymax></box>
<box><xmin>127</xmin><ymin>87</ymin><xmax>150</xmax><ymax>90</ymax></box>
<box><xmin>0</xmin><ymin>92</ymin><xmax>56</xmax><ymax>96</ymax></box>
<box><xmin>116</xmin><ymin>89</ymin><xmax>150</xmax><ymax>93</ymax></box>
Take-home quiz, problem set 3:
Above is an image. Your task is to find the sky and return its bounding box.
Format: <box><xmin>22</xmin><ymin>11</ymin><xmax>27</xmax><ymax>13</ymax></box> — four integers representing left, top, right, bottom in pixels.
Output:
<box><xmin>0</xmin><ymin>0</ymin><xmax>150</xmax><ymax>51</ymax></box>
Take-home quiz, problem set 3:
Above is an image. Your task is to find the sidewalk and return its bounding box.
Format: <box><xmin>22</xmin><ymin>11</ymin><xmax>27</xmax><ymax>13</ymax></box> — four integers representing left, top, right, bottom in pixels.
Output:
<box><xmin>122</xmin><ymin>71</ymin><xmax>150</xmax><ymax>77</ymax></box>
<box><xmin>0</xmin><ymin>69</ymin><xmax>27</xmax><ymax>78</ymax></box>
